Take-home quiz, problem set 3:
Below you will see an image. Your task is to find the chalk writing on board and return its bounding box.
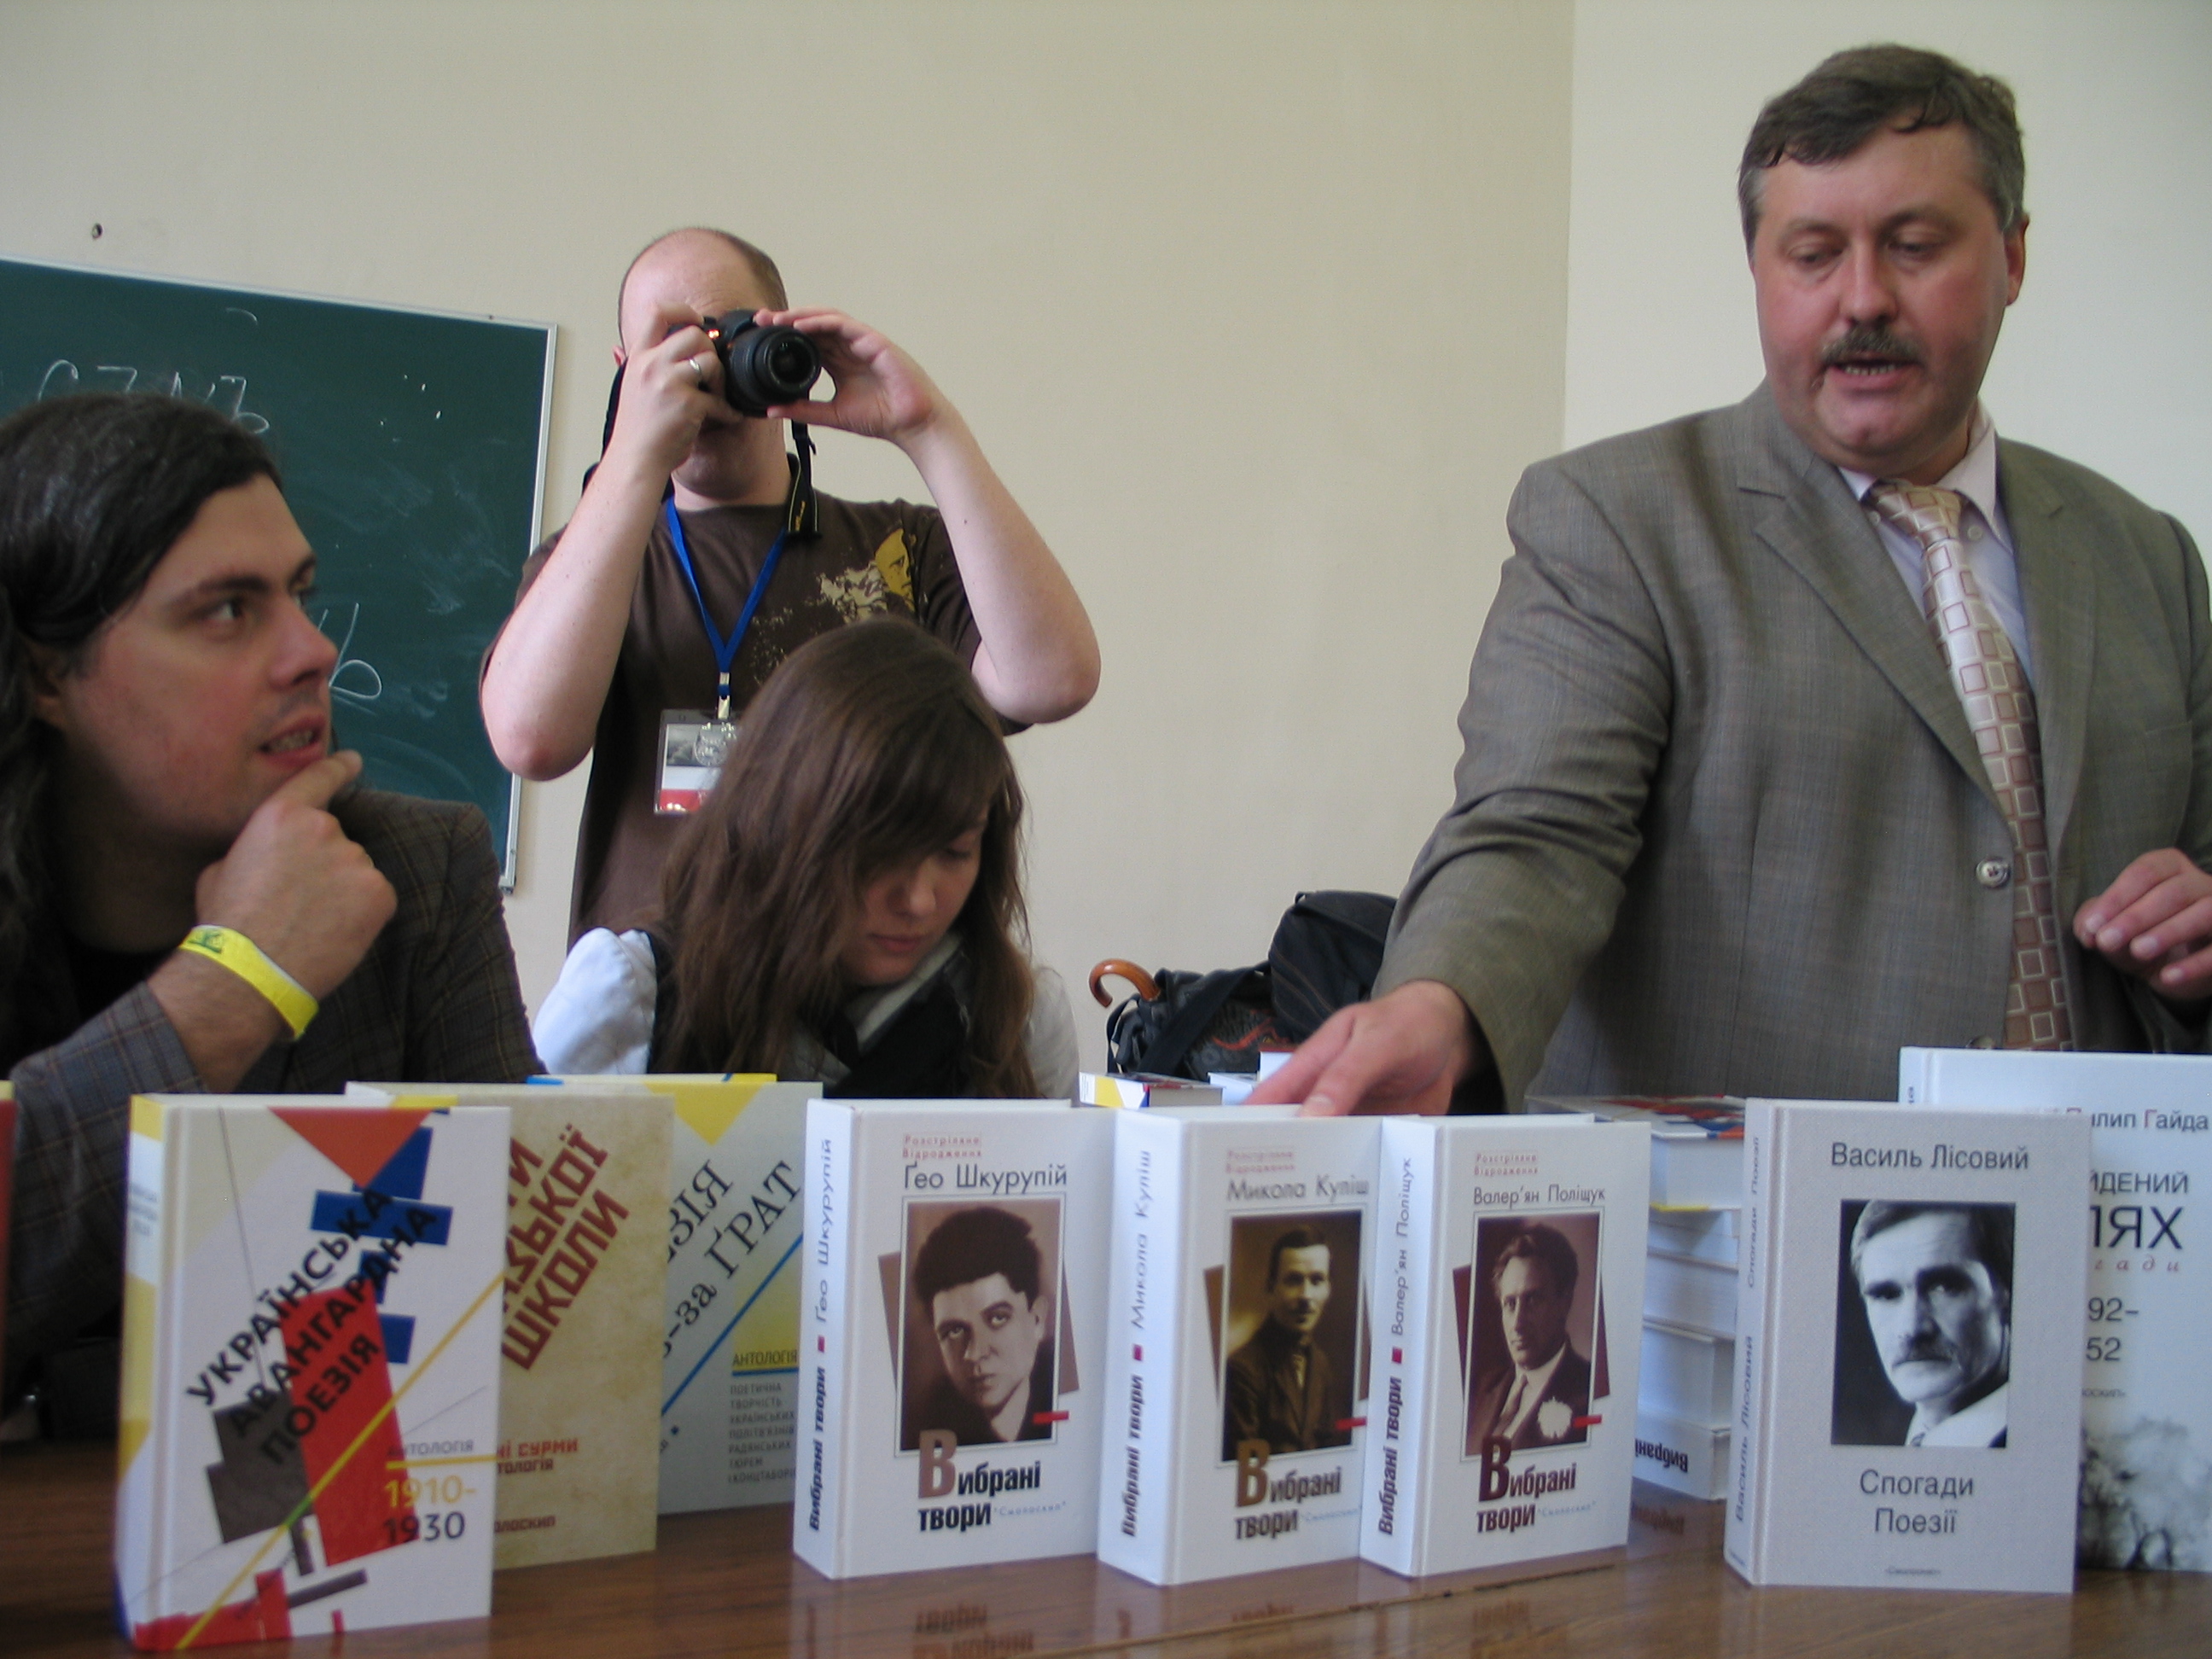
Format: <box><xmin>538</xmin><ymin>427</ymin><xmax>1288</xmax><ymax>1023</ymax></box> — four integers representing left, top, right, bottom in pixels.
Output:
<box><xmin>316</xmin><ymin>602</ymin><xmax>386</xmax><ymax>707</ymax></box>
<box><xmin>32</xmin><ymin>358</ymin><xmax>268</xmax><ymax>433</ymax></box>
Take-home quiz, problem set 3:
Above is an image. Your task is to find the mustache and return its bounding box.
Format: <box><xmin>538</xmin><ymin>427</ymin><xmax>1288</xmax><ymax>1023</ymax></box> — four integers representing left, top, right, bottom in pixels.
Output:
<box><xmin>1890</xmin><ymin>1336</ymin><xmax>1958</xmax><ymax>1365</ymax></box>
<box><xmin>1822</xmin><ymin>323</ymin><xmax>1923</xmax><ymax>368</ymax></box>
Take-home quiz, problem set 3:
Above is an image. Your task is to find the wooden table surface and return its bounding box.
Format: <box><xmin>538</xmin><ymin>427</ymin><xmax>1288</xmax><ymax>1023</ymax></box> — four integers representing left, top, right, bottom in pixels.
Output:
<box><xmin>5</xmin><ymin>1440</ymin><xmax>2205</xmax><ymax>1657</ymax></box>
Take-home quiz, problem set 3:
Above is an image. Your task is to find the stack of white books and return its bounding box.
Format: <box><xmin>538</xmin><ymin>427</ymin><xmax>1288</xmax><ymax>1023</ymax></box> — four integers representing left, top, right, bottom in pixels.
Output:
<box><xmin>1528</xmin><ymin>1095</ymin><xmax>1745</xmax><ymax>1499</ymax></box>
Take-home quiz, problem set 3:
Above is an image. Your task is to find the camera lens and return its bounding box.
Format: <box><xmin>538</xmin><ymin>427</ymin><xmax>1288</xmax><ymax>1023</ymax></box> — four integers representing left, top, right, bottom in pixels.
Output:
<box><xmin>712</xmin><ymin>312</ymin><xmax>820</xmax><ymax>416</ymax></box>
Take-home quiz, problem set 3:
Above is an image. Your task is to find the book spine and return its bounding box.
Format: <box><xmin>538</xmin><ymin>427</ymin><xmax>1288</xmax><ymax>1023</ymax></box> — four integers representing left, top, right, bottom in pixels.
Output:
<box><xmin>1723</xmin><ymin>1102</ymin><xmax>1778</xmax><ymax>1583</ymax></box>
<box><xmin>1359</xmin><ymin>1121</ymin><xmax>1426</xmax><ymax>1576</ymax></box>
<box><xmin>795</xmin><ymin>1102</ymin><xmax>855</xmax><ymax>1577</ymax></box>
<box><xmin>1896</xmin><ymin>1048</ymin><xmax>1933</xmax><ymax>1104</ymax></box>
<box><xmin>1097</xmin><ymin>1113</ymin><xmax>1179</xmax><ymax>1582</ymax></box>
<box><xmin>114</xmin><ymin>1098</ymin><xmax>174</xmax><ymax>1632</ymax></box>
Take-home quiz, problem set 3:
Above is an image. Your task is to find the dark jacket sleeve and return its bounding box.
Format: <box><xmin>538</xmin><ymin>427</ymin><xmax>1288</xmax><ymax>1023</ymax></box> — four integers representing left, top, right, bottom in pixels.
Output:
<box><xmin>6</xmin><ymin>987</ymin><xmax>202</xmax><ymax>1400</ymax></box>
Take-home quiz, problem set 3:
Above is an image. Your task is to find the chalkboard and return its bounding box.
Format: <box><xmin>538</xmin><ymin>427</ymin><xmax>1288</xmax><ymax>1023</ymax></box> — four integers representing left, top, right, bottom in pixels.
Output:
<box><xmin>0</xmin><ymin>258</ymin><xmax>555</xmax><ymax>884</ymax></box>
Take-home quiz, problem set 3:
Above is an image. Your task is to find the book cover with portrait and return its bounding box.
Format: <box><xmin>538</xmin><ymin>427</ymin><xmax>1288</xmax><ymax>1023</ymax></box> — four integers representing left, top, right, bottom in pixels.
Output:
<box><xmin>1359</xmin><ymin>1115</ymin><xmax>1649</xmax><ymax>1577</ymax></box>
<box><xmin>795</xmin><ymin>1100</ymin><xmax>1110</xmax><ymax>1580</ymax></box>
<box><xmin>1901</xmin><ymin>1046</ymin><xmax>2212</xmax><ymax>1572</ymax></box>
<box><xmin>1096</xmin><ymin>1108</ymin><xmax>1380</xmax><ymax>1586</ymax></box>
<box><xmin>1726</xmin><ymin>1098</ymin><xmax>2089</xmax><ymax>1592</ymax></box>
<box><xmin>115</xmin><ymin>1096</ymin><xmax>506</xmax><ymax>1649</ymax></box>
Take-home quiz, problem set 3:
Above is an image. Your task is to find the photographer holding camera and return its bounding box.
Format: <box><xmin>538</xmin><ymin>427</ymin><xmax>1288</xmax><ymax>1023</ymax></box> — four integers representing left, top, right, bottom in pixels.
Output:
<box><xmin>481</xmin><ymin>228</ymin><xmax>1098</xmax><ymax>938</ymax></box>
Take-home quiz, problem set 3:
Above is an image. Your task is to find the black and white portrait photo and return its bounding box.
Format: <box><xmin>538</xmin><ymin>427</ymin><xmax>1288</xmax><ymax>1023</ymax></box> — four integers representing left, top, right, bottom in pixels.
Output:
<box><xmin>898</xmin><ymin>1200</ymin><xmax>1062</xmax><ymax>1451</ymax></box>
<box><xmin>1464</xmin><ymin>1214</ymin><xmax>1604</xmax><ymax>1457</ymax></box>
<box><xmin>1220</xmin><ymin>1210</ymin><xmax>1363</xmax><ymax>1461</ymax></box>
<box><xmin>1831</xmin><ymin>1200</ymin><xmax>2013</xmax><ymax>1449</ymax></box>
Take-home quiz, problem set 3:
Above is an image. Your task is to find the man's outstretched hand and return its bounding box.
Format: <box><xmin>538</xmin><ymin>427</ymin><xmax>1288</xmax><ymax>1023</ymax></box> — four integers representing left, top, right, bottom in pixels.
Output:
<box><xmin>2075</xmin><ymin>847</ymin><xmax>2212</xmax><ymax>1006</ymax></box>
<box><xmin>1247</xmin><ymin>981</ymin><xmax>1482</xmax><ymax>1116</ymax></box>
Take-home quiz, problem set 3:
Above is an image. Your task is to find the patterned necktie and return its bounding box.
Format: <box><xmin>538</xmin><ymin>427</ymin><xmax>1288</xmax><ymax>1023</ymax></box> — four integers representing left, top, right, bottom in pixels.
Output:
<box><xmin>1870</xmin><ymin>482</ymin><xmax>2074</xmax><ymax>1051</ymax></box>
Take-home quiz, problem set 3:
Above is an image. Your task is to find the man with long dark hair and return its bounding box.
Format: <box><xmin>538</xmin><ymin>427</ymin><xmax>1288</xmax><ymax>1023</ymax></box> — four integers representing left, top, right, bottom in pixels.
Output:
<box><xmin>0</xmin><ymin>393</ymin><xmax>538</xmax><ymax>1417</ymax></box>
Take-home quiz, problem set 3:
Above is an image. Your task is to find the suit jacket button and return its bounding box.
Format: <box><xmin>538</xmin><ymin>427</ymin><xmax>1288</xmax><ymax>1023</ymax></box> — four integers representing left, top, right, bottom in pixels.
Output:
<box><xmin>1976</xmin><ymin>858</ymin><xmax>2012</xmax><ymax>888</ymax></box>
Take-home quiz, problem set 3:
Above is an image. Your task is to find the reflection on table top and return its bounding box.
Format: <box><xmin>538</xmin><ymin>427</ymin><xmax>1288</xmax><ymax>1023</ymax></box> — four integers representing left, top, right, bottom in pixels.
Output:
<box><xmin>5</xmin><ymin>1441</ymin><xmax>2205</xmax><ymax>1658</ymax></box>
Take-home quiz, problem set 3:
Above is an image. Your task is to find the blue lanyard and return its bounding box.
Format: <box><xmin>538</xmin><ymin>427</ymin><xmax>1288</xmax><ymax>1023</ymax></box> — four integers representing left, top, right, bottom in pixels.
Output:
<box><xmin>664</xmin><ymin>499</ymin><xmax>786</xmax><ymax>722</ymax></box>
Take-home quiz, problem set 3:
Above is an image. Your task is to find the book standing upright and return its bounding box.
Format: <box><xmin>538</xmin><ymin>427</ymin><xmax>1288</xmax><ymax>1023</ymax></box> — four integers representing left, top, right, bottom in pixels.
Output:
<box><xmin>117</xmin><ymin>1096</ymin><xmax>507</xmax><ymax>1648</ymax></box>
<box><xmin>1901</xmin><ymin>1046</ymin><xmax>2212</xmax><ymax>1570</ymax></box>
<box><xmin>1359</xmin><ymin>1115</ymin><xmax>1649</xmax><ymax>1577</ymax></box>
<box><xmin>1727</xmin><ymin>1099</ymin><xmax>2089</xmax><ymax>1592</ymax></box>
<box><xmin>798</xmin><ymin>1101</ymin><xmax>1111</xmax><ymax>1579</ymax></box>
<box><xmin>352</xmin><ymin>1083</ymin><xmax>671</xmax><ymax>1567</ymax></box>
<box><xmin>1097</xmin><ymin>1109</ymin><xmax>1380</xmax><ymax>1586</ymax></box>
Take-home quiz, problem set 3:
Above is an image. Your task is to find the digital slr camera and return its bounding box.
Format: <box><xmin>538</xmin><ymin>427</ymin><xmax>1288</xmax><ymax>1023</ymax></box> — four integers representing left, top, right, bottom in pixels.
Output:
<box><xmin>703</xmin><ymin>310</ymin><xmax>820</xmax><ymax>417</ymax></box>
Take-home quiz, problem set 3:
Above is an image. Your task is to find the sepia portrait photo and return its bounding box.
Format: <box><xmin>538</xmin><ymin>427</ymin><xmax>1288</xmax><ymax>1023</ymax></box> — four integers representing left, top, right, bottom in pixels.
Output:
<box><xmin>1219</xmin><ymin>1209</ymin><xmax>1364</xmax><ymax>1463</ymax></box>
<box><xmin>1831</xmin><ymin>1199</ymin><xmax>2014</xmax><ymax>1448</ymax></box>
<box><xmin>896</xmin><ymin>1198</ymin><xmax>1064</xmax><ymax>1452</ymax></box>
<box><xmin>1464</xmin><ymin>1212</ymin><xmax>1605</xmax><ymax>1458</ymax></box>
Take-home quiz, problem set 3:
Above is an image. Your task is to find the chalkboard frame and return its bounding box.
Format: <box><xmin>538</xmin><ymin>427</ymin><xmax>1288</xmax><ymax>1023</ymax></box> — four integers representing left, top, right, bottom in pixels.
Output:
<box><xmin>0</xmin><ymin>255</ymin><xmax>556</xmax><ymax>887</ymax></box>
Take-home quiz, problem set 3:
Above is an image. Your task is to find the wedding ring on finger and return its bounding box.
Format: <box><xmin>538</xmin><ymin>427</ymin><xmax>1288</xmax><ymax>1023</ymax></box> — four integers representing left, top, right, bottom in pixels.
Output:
<box><xmin>689</xmin><ymin>352</ymin><xmax>711</xmax><ymax>387</ymax></box>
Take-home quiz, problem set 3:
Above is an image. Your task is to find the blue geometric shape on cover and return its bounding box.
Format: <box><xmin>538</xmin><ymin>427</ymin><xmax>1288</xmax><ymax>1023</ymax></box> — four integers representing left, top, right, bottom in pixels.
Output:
<box><xmin>379</xmin><ymin>1314</ymin><xmax>416</xmax><ymax>1365</ymax></box>
<box><xmin>365</xmin><ymin>1125</ymin><xmax>434</xmax><ymax>1200</ymax></box>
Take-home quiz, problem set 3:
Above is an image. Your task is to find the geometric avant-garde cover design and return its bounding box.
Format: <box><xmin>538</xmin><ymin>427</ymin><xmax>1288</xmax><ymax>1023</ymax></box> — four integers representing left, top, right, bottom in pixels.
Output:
<box><xmin>117</xmin><ymin>1096</ymin><xmax>507</xmax><ymax>1649</ymax></box>
<box><xmin>347</xmin><ymin>1082</ymin><xmax>672</xmax><ymax>1569</ymax></box>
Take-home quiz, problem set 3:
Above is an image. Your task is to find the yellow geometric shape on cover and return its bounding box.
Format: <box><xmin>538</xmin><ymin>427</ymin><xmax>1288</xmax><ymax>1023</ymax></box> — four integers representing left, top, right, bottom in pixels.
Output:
<box><xmin>655</xmin><ymin>1078</ymin><xmax>771</xmax><ymax>1145</ymax></box>
<box><xmin>728</xmin><ymin>1249</ymin><xmax>803</xmax><ymax>1375</ymax></box>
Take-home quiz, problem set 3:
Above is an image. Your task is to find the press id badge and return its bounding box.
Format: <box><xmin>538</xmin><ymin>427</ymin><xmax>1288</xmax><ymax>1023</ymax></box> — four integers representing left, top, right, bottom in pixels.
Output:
<box><xmin>656</xmin><ymin>709</ymin><xmax>736</xmax><ymax>815</ymax></box>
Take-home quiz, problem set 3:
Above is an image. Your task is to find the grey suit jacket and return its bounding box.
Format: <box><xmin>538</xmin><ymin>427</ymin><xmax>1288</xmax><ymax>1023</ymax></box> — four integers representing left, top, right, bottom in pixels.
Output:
<box><xmin>4</xmin><ymin>789</ymin><xmax>541</xmax><ymax>1398</ymax></box>
<box><xmin>1382</xmin><ymin>386</ymin><xmax>2212</xmax><ymax>1108</ymax></box>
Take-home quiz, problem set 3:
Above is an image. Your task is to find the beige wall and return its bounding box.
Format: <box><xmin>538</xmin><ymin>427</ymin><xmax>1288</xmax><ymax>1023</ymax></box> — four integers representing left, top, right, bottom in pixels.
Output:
<box><xmin>0</xmin><ymin>0</ymin><xmax>1577</xmax><ymax>1066</ymax></box>
<box><xmin>1565</xmin><ymin>0</ymin><xmax>2212</xmax><ymax>542</ymax></box>
<box><xmin>4</xmin><ymin>2</ymin><xmax>2203</xmax><ymax>1072</ymax></box>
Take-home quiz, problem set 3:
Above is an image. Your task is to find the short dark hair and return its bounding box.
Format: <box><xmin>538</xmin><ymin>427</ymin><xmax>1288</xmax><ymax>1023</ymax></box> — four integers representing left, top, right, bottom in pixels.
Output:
<box><xmin>1849</xmin><ymin>1201</ymin><xmax>2014</xmax><ymax>1300</ymax></box>
<box><xmin>0</xmin><ymin>393</ymin><xmax>279</xmax><ymax>1056</ymax></box>
<box><xmin>1489</xmin><ymin>1222</ymin><xmax>1580</xmax><ymax>1304</ymax></box>
<box><xmin>1266</xmin><ymin>1226</ymin><xmax>1330</xmax><ymax>1287</ymax></box>
<box><xmin>617</xmin><ymin>226</ymin><xmax>789</xmax><ymax>338</ymax></box>
<box><xmin>913</xmin><ymin>1207</ymin><xmax>1042</xmax><ymax>1307</ymax></box>
<box><xmin>1738</xmin><ymin>44</ymin><xmax>2025</xmax><ymax>248</ymax></box>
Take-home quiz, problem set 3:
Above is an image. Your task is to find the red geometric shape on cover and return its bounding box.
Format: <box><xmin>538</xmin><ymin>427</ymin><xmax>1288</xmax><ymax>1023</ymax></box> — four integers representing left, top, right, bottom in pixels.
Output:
<box><xmin>271</xmin><ymin>1105</ymin><xmax>435</xmax><ymax>1190</ymax></box>
<box><xmin>130</xmin><ymin>1569</ymin><xmax>291</xmax><ymax>1649</ymax></box>
<box><xmin>278</xmin><ymin>1284</ymin><xmax>415</xmax><ymax>1564</ymax></box>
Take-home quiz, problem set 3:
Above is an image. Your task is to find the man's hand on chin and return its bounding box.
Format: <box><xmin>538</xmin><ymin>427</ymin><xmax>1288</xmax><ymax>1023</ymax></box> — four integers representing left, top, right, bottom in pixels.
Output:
<box><xmin>1247</xmin><ymin>980</ymin><xmax>1481</xmax><ymax>1117</ymax></box>
<box><xmin>2075</xmin><ymin>847</ymin><xmax>2212</xmax><ymax>1008</ymax></box>
<box><xmin>149</xmin><ymin>750</ymin><xmax>397</xmax><ymax>1089</ymax></box>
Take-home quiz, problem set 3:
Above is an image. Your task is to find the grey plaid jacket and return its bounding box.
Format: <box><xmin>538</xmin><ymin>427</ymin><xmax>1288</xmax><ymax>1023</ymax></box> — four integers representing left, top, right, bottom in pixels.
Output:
<box><xmin>4</xmin><ymin>789</ymin><xmax>540</xmax><ymax>1397</ymax></box>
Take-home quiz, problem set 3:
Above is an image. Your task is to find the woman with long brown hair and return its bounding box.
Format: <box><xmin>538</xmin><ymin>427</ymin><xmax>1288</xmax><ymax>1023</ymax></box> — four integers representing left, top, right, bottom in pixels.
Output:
<box><xmin>533</xmin><ymin>617</ymin><xmax>1074</xmax><ymax>1096</ymax></box>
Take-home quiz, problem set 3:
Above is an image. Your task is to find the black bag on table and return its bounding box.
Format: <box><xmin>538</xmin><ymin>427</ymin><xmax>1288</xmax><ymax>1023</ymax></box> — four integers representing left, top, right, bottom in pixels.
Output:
<box><xmin>1091</xmin><ymin>889</ymin><xmax>1395</xmax><ymax>1081</ymax></box>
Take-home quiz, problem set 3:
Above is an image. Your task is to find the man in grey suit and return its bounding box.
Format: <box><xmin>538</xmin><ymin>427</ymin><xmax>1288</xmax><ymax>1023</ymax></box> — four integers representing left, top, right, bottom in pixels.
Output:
<box><xmin>1260</xmin><ymin>44</ymin><xmax>2212</xmax><ymax>1115</ymax></box>
<box><xmin>0</xmin><ymin>393</ymin><xmax>539</xmax><ymax>1415</ymax></box>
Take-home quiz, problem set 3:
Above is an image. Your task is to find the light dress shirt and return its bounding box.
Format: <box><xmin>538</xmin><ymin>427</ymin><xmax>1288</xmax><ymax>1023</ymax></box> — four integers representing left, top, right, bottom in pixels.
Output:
<box><xmin>1839</xmin><ymin>404</ymin><xmax>2034</xmax><ymax>684</ymax></box>
<box><xmin>1907</xmin><ymin>1380</ymin><xmax>2009</xmax><ymax>1448</ymax></box>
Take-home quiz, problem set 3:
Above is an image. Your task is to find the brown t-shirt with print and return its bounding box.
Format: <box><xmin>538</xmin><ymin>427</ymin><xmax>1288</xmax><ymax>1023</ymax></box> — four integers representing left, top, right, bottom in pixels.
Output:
<box><xmin>499</xmin><ymin>493</ymin><xmax>981</xmax><ymax>940</ymax></box>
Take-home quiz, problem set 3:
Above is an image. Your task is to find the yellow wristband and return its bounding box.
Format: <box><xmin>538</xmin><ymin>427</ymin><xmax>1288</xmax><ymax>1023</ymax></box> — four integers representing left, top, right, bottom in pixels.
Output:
<box><xmin>178</xmin><ymin>925</ymin><xmax>319</xmax><ymax>1039</ymax></box>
